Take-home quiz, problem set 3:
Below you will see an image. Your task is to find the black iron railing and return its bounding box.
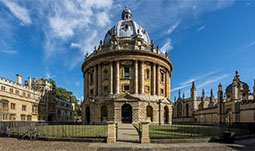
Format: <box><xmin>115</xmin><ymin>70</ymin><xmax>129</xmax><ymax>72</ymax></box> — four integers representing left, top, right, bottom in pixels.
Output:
<box><xmin>0</xmin><ymin>121</ymin><xmax>107</xmax><ymax>139</ymax></box>
<box><xmin>149</xmin><ymin>123</ymin><xmax>252</xmax><ymax>139</ymax></box>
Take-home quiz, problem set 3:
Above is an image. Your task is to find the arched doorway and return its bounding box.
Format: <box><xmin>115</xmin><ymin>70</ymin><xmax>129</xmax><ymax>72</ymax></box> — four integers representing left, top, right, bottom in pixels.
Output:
<box><xmin>164</xmin><ymin>106</ymin><xmax>169</xmax><ymax>124</ymax></box>
<box><xmin>101</xmin><ymin>105</ymin><xmax>108</xmax><ymax>122</ymax></box>
<box><xmin>121</xmin><ymin>104</ymin><xmax>132</xmax><ymax>123</ymax></box>
<box><xmin>177</xmin><ymin>102</ymin><xmax>182</xmax><ymax>117</ymax></box>
<box><xmin>85</xmin><ymin>106</ymin><xmax>90</xmax><ymax>124</ymax></box>
<box><xmin>146</xmin><ymin>105</ymin><xmax>153</xmax><ymax>122</ymax></box>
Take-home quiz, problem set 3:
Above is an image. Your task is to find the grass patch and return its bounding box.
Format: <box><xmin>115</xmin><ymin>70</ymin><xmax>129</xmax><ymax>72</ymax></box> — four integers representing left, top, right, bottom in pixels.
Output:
<box><xmin>10</xmin><ymin>125</ymin><xmax>107</xmax><ymax>138</ymax></box>
<box><xmin>149</xmin><ymin>124</ymin><xmax>249</xmax><ymax>139</ymax></box>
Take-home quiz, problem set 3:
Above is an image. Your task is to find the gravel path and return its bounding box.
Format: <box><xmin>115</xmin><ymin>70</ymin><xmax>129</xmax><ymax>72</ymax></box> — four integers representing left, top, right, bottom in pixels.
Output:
<box><xmin>0</xmin><ymin>138</ymin><xmax>255</xmax><ymax>151</ymax></box>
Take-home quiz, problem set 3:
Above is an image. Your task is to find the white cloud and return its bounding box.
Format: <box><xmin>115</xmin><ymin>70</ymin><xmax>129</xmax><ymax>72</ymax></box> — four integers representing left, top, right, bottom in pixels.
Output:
<box><xmin>37</xmin><ymin>0</ymin><xmax>113</xmax><ymax>69</ymax></box>
<box><xmin>244</xmin><ymin>41</ymin><xmax>255</xmax><ymax>49</ymax></box>
<box><xmin>96</xmin><ymin>12</ymin><xmax>111</xmax><ymax>27</ymax></box>
<box><xmin>171</xmin><ymin>70</ymin><xmax>220</xmax><ymax>92</ymax></box>
<box><xmin>70</xmin><ymin>43</ymin><xmax>81</xmax><ymax>48</ymax></box>
<box><xmin>49</xmin><ymin>16</ymin><xmax>79</xmax><ymax>39</ymax></box>
<box><xmin>45</xmin><ymin>67</ymin><xmax>56</xmax><ymax>79</ymax></box>
<box><xmin>196</xmin><ymin>74</ymin><xmax>230</xmax><ymax>89</ymax></box>
<box><xmin>0</xmin><ymin>49</ymin><xmax>17</xmax><ymax>55</ymax></box>
<box><xmin>3</xmin><ymin>1</ymin><xmax>31</xmax><ymax>25</ymax></box>
<box><xmin>167</xmin><ymin>20</ymin><xmax>181</xmax><ymax>35</ymax></box>
<box><xmin>161</xmin><ymin>38</ymin><xmax>173</xmax><ymax>53</ymax></box>
<box><xmin>197</xmin><ymin>25</ymin><xmax>206</xmax><ymax>32</ymax></box>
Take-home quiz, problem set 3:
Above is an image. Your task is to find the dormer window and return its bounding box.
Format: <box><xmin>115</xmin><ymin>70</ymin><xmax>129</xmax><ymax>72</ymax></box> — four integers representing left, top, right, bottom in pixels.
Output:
<box><xmin>124</xmin><ymin>67</ymin><xmax>130</xmax><ymax>77</ymax></box>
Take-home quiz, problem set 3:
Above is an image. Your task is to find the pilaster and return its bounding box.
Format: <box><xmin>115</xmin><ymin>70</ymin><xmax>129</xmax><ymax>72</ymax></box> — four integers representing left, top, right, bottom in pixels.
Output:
<box><xmin>139</xmin><ymin>61</ymin><xmax>144</xmax><ymax>94</ymax></box>
<box><xmin>134</xmin><ymin>60</ymin><xmax>138</xmax><ymax>94</ymax></box>
<box><xmin>94</xmin><ymin>65</ymin><xmax>97</xmax><ymax>96</ymax></box>
<box><xmin>156</xmin><ymin>64</ymin><xmax>160</xmax><ymax>95</ymax></box>
<box><xmin>115</xmin><ymin>61</ymin><xmax>120</xmax><ymax>94</ymax></box>
<box><xmin>165</xmin><ymin>70</ymin><xmax>168</xmax><ymax>97</ymax></box>
<box><xmin>151</xmin><ymin>63</ymin><xmax>156</xmax><ymax>95</ymax></box>
<box><xmin>98</xmin><ymin>64</ymin><xmax>102</xmax><ymax>95</ymax></box>
<box><xmin>110</xmin><ymin>61</ymin><xmax>113</xmax><ymax>94</ymax></box>
<box><xmin>85</xmin><ymin>71</ymin><xmax>89</xmax><ymax>99</ymax></box>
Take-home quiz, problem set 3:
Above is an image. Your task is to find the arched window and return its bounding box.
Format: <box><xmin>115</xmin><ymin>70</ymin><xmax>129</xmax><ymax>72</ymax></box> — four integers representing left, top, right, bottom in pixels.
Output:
<box><xmin>146</xmin><ymin>105</ymin><xmax>153</xmax><ymax>122</ymax></box>
<box><xmin>186</xmin><ymin>104</ymin><xmax>189</xmax><ymax>116</ymax></box>
<box><xmin>164</xmin><ymin>106</ymin><xmax>169</xmax><ymax>124</ymax></box>
<box><xmin>85</xmin><ymin>106</ymin><xmax>90</xmax><ymax>124</ymax></box>
<box><xmin>101</xmin><ymin>105</ymin><xmax>108</xmax><ymax>122</ymax></box>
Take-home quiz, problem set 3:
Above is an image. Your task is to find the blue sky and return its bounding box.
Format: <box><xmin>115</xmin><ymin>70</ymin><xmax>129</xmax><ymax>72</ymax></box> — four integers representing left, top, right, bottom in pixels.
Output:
<box><xmin>0</xmin><ymin>0</ymin><xmax>254</xmax><ymax>102</ymax></box>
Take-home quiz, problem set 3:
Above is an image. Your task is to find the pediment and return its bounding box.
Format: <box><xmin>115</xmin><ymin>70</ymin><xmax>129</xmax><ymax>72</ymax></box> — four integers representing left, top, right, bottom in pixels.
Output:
<box><xmin>116</xmin><ymin>94</ymin><xmax>140</xmax><ymax>101</ymax></box>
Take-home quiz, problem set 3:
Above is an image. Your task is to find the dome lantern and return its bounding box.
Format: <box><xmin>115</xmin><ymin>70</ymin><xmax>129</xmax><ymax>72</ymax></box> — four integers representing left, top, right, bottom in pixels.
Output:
<box><xmin>121</xmin><ymin>6</ymin><xmax>132</xmax><ymax>20</ymax></box>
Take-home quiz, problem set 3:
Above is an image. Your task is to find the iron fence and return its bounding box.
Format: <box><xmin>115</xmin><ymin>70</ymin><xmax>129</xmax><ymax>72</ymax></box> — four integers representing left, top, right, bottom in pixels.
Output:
<box><xmin>0</xmin><ymin>121</ymin><xmax>107</xmax><ymax>139</ymax></box>
<box><xmin>149</xmin><ymin>124</ymin><xmax>252</xmax><ymax>139</ymax></box>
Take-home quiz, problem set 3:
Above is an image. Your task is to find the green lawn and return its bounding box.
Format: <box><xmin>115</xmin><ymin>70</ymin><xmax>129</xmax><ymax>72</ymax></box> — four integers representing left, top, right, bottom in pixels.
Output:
<box><xmin>149</xmin><ymin>124</ymin><xmax>249</xmax><ymax>139</ymax></box>
<box><xmin>10</xmin><ymin>125</ymin><xmax>107</xmax><ymax>138</ymax></box>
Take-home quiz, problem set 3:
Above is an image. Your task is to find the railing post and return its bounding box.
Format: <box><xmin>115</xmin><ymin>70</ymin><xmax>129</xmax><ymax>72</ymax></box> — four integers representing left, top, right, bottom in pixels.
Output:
<box><xmin>107</xmin><ymin>121</ymin><xmax>116</xmax><ymax>143</ymax></box>
<box><xmin>141</xmin><ymin>121</ymin><xmax>150</xmax><ymax>144</ymax></box>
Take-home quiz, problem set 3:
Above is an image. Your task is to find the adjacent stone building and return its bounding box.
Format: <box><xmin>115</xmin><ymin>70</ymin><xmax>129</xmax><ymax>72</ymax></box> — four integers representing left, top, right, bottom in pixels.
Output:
<box><xmin>173</xmin><ymin>71</ymin><xmax>255</xmax><ymax>124</ymax></box>
<box><xmin>81</xmin><ymin>7</ymin><xmax>173</xmax><ymax>124</ymax></box>
<box><xmin>0</xmin><ymin>74</ymin><xmax>74</xmax><ymax>122</ymax></box>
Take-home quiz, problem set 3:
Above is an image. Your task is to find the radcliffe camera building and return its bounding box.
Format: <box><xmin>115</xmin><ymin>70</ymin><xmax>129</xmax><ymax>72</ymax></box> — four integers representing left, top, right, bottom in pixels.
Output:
<box><xmin>0</xmin><ymin>74</ymin><xmax>74</xmax><ymax>122</ymax></box>
<box><xmin>81</xmin><ymin>7</ymin><xmax>173</xmax><ymax>124</ymax></box>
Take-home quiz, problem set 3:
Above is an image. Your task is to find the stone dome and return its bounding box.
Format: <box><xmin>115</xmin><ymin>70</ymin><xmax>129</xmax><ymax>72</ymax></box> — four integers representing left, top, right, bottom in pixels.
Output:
<box><xmin>103</xmin><ymin>6</ymin><xmax>150</xmax><ymax>46</ymax></box>
<box><xmin>226</xmin><ymin>71</ymin><xmax>249</xmax><ymax>94</ymax></box>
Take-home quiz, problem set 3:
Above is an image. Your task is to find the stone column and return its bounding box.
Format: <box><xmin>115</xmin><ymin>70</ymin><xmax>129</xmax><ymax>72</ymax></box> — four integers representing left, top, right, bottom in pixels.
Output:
<box><xmin>97</xmin><ymin>64</ymin><xmax>102</xmax><ymax>95</ymax></box>
<box><xmin>139</xmin><ymin>61</ymin><xmax>144</xmax><ymax>94</ymax></box>
<box><xmin>84</xmin><ymin>73</ymin><xmax>87</xmax><ymax>100</ymax></box>
<box><xmin>115</xmin><ymin>61</ymin><xmax>120</xmax><ymax>94</ymax></box>
<box><xmin>110</xmin><ymin>61</ymin><xmax>113</xmax><ymax>94</ymax></box>
<box><xmin>94</xmin><ymin>65</ymin><xmax>97</xmax><ymax>96</ymax></box>
<box><xmin>141</xmin><ymin>121</ymin><xmax>150</xmax><ymax>144</ymax></box>
<box><xmin>165</xmin><ymin>70</ymin><xmax>168</xmax><ymax>97</ymax></box>
<box><xmin>85</xmin><ymin>71</ymin><xmax>89</xmax><ymax>99</ymax></box>
<box><xmin>151</xmin><ymin>63</ymin><xmax>156</xmax><ymax>95</ymax></box>
<box><xmin>134</xmin><ymin>60</ymin><xmax>138</xmax><ymax>94</ymax></box>
<box><xmin>169</xmin><ymin>72</ymin><xmax>171</xmax><ymax>99</ymax></box>
<box><xmin>107</xmin><ymin>121</ymin><xmax>116</xmax><ymax>143</ymax></box>
<box><xmin>156</xmin><ymin>64</ymin><xmax>160</xmax><ymax>95</ymax></box>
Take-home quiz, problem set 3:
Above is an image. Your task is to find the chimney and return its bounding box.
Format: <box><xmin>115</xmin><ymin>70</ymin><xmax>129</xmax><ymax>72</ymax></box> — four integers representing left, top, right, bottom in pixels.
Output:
<box><xmin>16</xmin><ymin>74</ymin><xmax>22</xmax><ymax>85</ymax></box>
<box><xmin>28</xmin><ymin>77</ymin><xmax>32</xmax><ymax>88</ymax></box>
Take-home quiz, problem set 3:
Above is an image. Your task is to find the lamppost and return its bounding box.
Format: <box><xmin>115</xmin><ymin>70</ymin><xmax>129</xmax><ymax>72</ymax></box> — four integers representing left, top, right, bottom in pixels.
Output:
<box><xmin>89</xmin><ymin>97</ymin><xmax>96</xmax><ymax>125</ymax></box>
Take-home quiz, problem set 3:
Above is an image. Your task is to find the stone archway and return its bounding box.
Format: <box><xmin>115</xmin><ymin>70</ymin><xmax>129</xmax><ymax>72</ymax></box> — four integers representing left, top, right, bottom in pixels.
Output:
<box><xmin>146</xmin><ymin>105</ymin><xmax>153</xmax><ymax>122</ymax></box>
<box><xmin>85</xmin><ymin>106</ymin><xmax>90</xmax><ymax>124</ymax></box>
<box><xmin>164</xmin><ymin>106</ymin><xmax>169</xmax><ymax>124</ymax></box>
<box><xmin>121</xmin><ymin>104</ymin><xmax>132</xmax><ymax>123</ymax></box>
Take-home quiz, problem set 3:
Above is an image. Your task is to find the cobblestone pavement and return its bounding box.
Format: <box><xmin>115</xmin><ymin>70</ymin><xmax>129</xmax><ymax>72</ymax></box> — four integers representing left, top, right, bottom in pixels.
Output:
<box><xmin>0</xmin><ymin>138</ymin><xmax>255</xmax><ymax>151</ymax></box>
